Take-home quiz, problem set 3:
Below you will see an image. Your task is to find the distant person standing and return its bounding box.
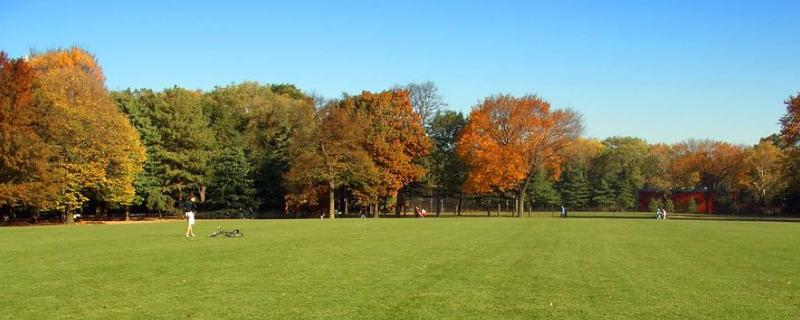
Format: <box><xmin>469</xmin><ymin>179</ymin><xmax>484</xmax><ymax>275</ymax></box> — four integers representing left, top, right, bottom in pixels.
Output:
<box><xmin>184</xmin><ymin>196</ymin><xmax>197</xmax><ymax>237</ymax></box>
<box><xmin>656</xmin><ymin>208</ymin><xmax>663</xmax><ymax>219</ymax></box>
<box><xmin>560</xmin><ymin>205</ymin><xmax>567</xmax><ymax>218</ymax></box>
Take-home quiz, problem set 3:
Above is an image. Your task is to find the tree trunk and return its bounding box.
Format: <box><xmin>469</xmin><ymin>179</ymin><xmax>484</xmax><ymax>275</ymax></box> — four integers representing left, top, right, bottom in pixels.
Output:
<box><xmin>497</xmin><ymin>202</ymin><xmax>500</xmax><ymax>216</ymax></box>
<box><xmin>328</xmin><ymin>181</ymin><xmax>335</xmax><ymax>220</ymax></box>
<box><xmin>457</xmin><ymin>194</ymin><xmax>463</xmax><ymax>216</ymax></box>
<box><xmin>198</xmin><ymin>186</ymin><xmax>207</xmax><ymax>203</ymax></box>
<box><xmin>435</xmin><ymin>187</ymin><xmax>442</xmax><ymax>217</ymax></box>
<box><xmin>124</xmin><ymin>206</ymin><xmax>130</xmax><ymax>221</ymax></box>
<box><xmin>395</xmin><ymin>192</ymin><xmax>402</xmax><ymax>217</ymax></box>
<box><xmin>344</xmin><ymin>197</ymin><xmax>349</xmax><ymax>216</ymax></box>
<box><xmin>373</xmin><ymin>203</ymin><xmax>379</xmax><ymax>218</ymax></box>
<box><xmin>517</xmin><ymin>172</ymin><xmax>534</xmax><ymax>218</ymax></box>
<box><xmin>65</xmin><ymin>209</ymin><xmax>74</xmax><ymax>225</ymax></box>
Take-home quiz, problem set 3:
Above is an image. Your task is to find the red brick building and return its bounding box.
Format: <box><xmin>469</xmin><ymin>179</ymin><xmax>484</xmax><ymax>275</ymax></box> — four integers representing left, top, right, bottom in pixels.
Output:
<box><xmin>638</xmin><ymin>190</ymin><xmax>715</xmax><ymax>213</ymax></box>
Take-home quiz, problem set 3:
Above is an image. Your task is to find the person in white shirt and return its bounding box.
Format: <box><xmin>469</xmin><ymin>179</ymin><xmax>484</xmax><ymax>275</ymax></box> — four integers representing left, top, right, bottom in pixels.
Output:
<box><xmin>184</xmin><ymin>196</ymin><xmax>197</xmax><ymax>237</ymax></box>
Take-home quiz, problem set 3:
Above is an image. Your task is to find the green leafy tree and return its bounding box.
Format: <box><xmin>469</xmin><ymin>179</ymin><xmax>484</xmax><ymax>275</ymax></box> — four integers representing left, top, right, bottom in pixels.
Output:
<box><xmin>558</xmin><ymin>162</ymin><xmax>591</xmax><ymax>209</ymax></box>
<box><xmin>207</xmin><ymin>82</ymin><xmax>313</xmax><ymax>212</ymax></box>
<box><xmin>648</xmin><ymin>198</ymin><xmax>664</xmax><ymax>213</ymax></box>
<box><xmin>527</xmin><ymin>168</ymin><xmax>561</xmax><ymax>209</ymax></box>
<box><xmin>151</xmin><ymin>87</ymin><xmax>215</xmax><ymax>209</ymax></box>
<box><xmin>113</xmin><ymin>89</ymin><xmax>169</xmax><ymax>213</ymax></box>
<box><xmin>208</xmin><ymin>147</ymin><xmax>257</xmax><ymax>213</ymax></box>
<box><xmin>688</xmin><ymin>197</ymin><xmax>698</xmax><ymax>213</ymax></box>
<box><xmin>591</xmin><ymin>173</ymin><xmax>616</xmax><ymax>211</ymax></box>
<box><xmin>614</xmin><ymin>178</ymin><xmax>636</xmax><ymax>211</ymax></box>
<box><xmin>588</xmin><ymin>137</ymin><xmax>650</xmax><ymax>212</ymax></box>
<box><xmin>427</xmin><ymin>110</ymin><xmax>468</xmax><ymax>215</ymax></box>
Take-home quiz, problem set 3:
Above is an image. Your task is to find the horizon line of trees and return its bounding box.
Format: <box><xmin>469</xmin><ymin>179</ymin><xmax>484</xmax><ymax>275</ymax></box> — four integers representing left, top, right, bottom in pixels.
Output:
<box><xmin>2</xmin><ymin>47</ymin><xmax>800</xmax><ymax>224</ymax></box>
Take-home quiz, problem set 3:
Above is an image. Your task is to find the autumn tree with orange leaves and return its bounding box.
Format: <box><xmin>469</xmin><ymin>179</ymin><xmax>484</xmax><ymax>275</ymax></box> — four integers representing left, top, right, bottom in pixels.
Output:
<box><xmin>338</xmin><ymin>90</ymin><xmax>431</xmax><ymax>217</ymax></box>
<box><xmin>457</xmin><ymin>94</ymin><xmax>583</xmax><ymax>217</ymax></box>
<box><xmin>669</xmin><ymin>139</ymin><xmax>747</xmax><ymax>213</ymax></box>
<box><xmin>778</xmin><ymin>92</ymin><xmax>800</xmax><ymax>211</ymax></box>
<box><xmin>0</xmin><ymin>52</ymin><xmax>61</xmax><ymax>213</ymax></box>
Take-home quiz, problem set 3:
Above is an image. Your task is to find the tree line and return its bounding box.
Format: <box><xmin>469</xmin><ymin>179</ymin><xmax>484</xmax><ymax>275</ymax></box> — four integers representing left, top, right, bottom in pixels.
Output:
<box><xmin>2</xmin><ymin>47</ymin><xmax>799</xmax><ymax>223</ymax></box>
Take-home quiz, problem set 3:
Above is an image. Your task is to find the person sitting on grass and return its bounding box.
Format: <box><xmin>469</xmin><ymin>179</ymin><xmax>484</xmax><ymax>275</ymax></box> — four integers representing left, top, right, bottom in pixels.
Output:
<box><xmin>414</xmin><ymin>206</ymin><xmax>427</xmax><ymax>218</ymax></box>
<box><xmin>184</xmin><ymin>196</ymin><xmax>197</xmax><ymax>237</ymax></box>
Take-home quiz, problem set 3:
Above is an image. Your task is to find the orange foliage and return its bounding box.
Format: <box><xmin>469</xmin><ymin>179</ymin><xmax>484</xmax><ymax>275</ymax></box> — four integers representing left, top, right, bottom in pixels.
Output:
<box><xmin>0</xmin><ymin>52</ymin><xmax>61</xmax><ymax>208</ymax></box>
<box><xmin>670</xmin><ymin>139</ymin><xmax>747</xmax><ymax>191</ymax></box>
<box><xmin>780</xmin><ymin>92</ymin><xmax>800</xmax><ymax>147</ymax></box>
<box><xmin>457</xmin><ymin>95</ymin><xmax>582</xmax><ymax>195</ymax></box>
<box><xmin>340</xmin><ymin>90</ymin><xmax>431</xmax><ymax>200</ymax></box>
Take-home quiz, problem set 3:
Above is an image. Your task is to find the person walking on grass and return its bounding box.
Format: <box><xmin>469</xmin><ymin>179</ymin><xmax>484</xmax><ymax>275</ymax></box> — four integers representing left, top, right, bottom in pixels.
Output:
<box><xmin>184</xmin><ymin>196</ymin><xmax>197</xmax><ymax>237</ymax></box>
<box><xmin>560</xmin><ymin>205</ymin><xmax>568</xmax><ymax>218</ymax></box>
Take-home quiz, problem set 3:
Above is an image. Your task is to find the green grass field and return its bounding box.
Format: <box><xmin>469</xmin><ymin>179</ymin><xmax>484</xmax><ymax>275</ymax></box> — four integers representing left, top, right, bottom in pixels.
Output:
<box><xmin>1</xmin><ymin>217</ymin><xmax>798</xmax><ymax>319</ymax></box>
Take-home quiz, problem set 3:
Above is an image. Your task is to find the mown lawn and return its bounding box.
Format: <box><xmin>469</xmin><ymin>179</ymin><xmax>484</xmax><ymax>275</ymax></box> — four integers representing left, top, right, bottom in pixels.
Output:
<box><xmin>1</xmin><ymin>217</ymin><xmax>798</xmax><ymax>319</ymax></box>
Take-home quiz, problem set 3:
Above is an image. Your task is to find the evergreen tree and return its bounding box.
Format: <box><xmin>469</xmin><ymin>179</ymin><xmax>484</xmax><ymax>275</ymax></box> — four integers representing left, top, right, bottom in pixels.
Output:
<box><xmin>648</xmin><ymin>198</ymin><xmax>664</xmax><ymax>213</ymax></box>
<box><xmin>206</xmin><ymin>82</ymin><xmax>313</xmax><ymax>212</ymax></box>
<box><xmin>208</xmin><ymin>147</ymin><xmax>257</xmax><ymax>213</ymax></box>
<box><xmin>427</xmin><ymin>111</ymin><xmax>468</xmax><ymax>215</ymax></box>
<box><xmin>152</xmin><ymin>87</ymin><xmax>216</xmax><ymax>208</ymax></box>
<box><xmin>528</xmin><ymin>168</ymin><xmax>560</xmax><ymax>208</ymax></box>
<box><xmin>113</xmin><ymin>89</ymin><xmax>169</xmax><ymax>213</ymax></box>
<box><xmin>688</xmin><ymin>197</ymin><xmax>698</xmax><ymax>213</ymax></box>
<box><xmin>615</xmin><ymin>178</ymin><xmax>636</xmax><ymax>211</ymax></box>
<box><xmin>592</xmin><ymin>174</ymin><xmax>616</xmax><ymax>211</ymax></box>
<box><xmin>558</xmin><ymin>162</ymin><xmax>591</xmax><ymax>209</ymax></box>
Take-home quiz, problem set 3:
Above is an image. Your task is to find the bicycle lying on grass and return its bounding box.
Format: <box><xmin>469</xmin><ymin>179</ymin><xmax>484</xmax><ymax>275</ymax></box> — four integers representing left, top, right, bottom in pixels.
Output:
<box><xmin>207</xmin><ymin>226</ymin><xmax>243</xmax><ymax>237</ymax></box>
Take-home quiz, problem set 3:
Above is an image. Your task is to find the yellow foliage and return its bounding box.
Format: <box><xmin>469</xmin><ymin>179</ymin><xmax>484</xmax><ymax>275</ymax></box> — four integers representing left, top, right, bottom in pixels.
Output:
<box><xmin>28</xmin><ymin>47</ymin><xmax>145</xmax><ymax>209</ymax></box>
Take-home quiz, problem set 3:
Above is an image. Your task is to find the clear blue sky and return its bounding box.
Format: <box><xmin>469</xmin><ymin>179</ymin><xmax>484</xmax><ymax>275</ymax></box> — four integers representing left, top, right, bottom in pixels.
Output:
<box><xmin>2</xmin><ymin>0</ymin><xmax>798</xmax><ymax>144</ymax></box>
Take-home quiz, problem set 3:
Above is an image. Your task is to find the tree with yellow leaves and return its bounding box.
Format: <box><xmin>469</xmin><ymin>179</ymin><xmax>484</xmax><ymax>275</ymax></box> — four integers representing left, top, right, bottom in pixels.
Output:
<box><xmin>744</xmin><ymin>140</ymin><xmax>788</xmax><ymax>214</ymax></box>
<box><xmin>28</xmin><ymin>47</ymin><xmax>145</xmax><ymax>223</ymax></box>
